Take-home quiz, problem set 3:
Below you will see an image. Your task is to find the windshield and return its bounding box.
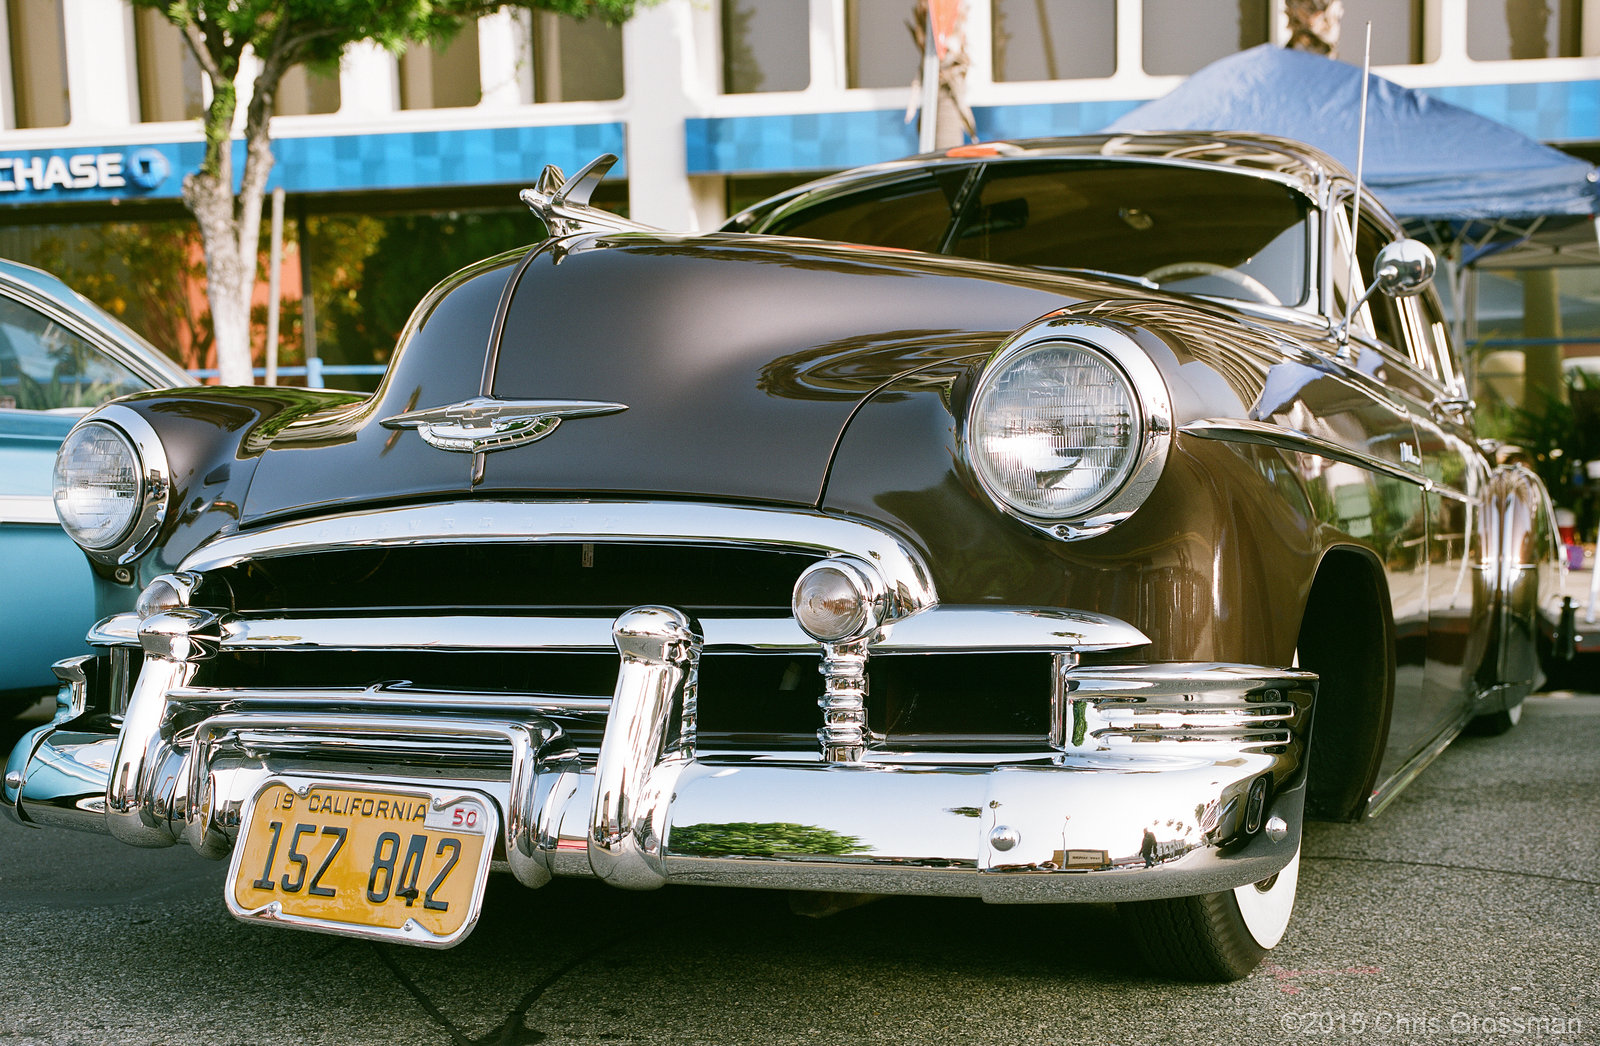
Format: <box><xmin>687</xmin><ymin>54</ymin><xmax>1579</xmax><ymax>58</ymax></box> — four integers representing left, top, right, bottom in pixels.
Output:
<box><xmin>753</xmin><ymin>160</ymin><xmax>1312</xmax><ymax>308</ymax></box>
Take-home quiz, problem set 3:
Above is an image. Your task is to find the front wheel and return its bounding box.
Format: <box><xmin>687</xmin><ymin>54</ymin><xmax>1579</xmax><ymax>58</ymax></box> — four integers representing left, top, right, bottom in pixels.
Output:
<box><xmin>1119</xmin><ymin>852</ymin><xmax>1301</xmax><ymax>981</ymax></box>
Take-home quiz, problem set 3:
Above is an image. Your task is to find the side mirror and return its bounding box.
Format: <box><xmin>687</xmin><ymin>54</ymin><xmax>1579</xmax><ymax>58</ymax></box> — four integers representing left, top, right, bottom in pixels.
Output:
<box><xmin>1373</xmin><ymin>239</ymin><xmax>1436</xmax><ymax>297</ymax></box>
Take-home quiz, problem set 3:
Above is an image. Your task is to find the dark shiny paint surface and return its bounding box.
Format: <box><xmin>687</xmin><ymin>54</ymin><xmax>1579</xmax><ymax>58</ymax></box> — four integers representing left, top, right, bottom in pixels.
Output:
<box><xmin>238</xmin><ymin>251</ymin><xmax>518</xmax><ymax>526</ymax></box>
<box><xmin>479</xmin><ymin>235</ymin><xmax>1119</xmax><ymax>506</ymax></box>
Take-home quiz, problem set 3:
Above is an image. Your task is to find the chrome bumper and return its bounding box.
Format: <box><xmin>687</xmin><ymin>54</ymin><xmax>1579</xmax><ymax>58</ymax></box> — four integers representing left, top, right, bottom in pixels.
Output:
<box><xmin>6</xmin><ymin>605</ymin><xmax>1314</xmax><ymax>904</ymax></box>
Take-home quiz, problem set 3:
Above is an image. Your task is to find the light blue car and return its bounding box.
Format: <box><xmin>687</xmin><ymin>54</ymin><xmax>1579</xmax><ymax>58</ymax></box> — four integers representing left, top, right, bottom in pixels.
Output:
<box><xmin>0</xmin><ymin>259</ymin><xmax>193</xmax><ymax>715</ymax></box>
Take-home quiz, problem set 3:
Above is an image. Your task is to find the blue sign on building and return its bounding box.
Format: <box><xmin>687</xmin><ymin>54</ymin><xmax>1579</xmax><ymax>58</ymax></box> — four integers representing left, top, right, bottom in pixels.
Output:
<box><xmin>0</xmin><ymin>123</ymin><xmax>627</xmax><ymax>206</ymax></box>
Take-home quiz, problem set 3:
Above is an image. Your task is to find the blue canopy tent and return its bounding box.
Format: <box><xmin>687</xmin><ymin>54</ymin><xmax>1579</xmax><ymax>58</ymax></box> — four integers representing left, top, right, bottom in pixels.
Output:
<box><xmin>1103</xmin><ymin>44</ymin><xmax>1600</xmax><ymax>268</ymax></box>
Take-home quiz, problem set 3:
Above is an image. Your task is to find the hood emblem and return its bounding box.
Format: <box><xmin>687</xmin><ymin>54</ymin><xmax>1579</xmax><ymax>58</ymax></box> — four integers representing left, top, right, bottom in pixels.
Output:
<box><xmin>381</xmin><ymin>397</ymin><xmax>627</xmax><ymax>453</ymax></box>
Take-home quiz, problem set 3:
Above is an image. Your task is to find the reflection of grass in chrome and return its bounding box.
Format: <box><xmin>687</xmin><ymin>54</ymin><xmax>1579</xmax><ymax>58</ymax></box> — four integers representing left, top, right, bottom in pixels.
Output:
<box><xmin>671</xmin><ymin>822</ymin><xmax>866</xmax><ymax>858</ymax></box>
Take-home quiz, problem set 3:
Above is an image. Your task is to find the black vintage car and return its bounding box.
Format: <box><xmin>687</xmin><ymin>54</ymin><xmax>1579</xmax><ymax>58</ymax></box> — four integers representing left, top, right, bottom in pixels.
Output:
<box><xmin>7</xmin><ymin>134</ymin><xmax>1564</xmax><ymax>980</ymax></box>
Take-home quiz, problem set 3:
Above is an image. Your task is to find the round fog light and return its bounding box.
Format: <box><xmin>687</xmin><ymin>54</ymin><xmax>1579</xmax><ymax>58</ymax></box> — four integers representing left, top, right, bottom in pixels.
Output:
<box><xmin>792</xmin><ymin>557</ymin><xmax>887</xmax><ymax>643</ymax></box>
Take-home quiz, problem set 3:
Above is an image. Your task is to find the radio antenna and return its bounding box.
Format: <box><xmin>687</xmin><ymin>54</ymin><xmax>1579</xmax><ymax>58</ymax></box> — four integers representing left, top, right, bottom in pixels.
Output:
<box><xmin>1337</xmin><ymin>21</ymin><xmax>1374</xmax><ymax>355</ymax></box>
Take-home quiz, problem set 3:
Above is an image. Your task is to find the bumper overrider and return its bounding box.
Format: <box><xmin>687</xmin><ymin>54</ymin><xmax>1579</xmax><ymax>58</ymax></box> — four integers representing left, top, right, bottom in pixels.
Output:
<box><xmin>5</xmin><ymin>501</ymin><xmax>1314</xmax><ymax>945</ymax></box>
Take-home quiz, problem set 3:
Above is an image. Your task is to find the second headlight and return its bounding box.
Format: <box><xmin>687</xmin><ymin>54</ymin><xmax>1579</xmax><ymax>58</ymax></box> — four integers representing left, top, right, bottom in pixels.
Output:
<box><xmin>967</xmin><ymin>318</ymin><xmax>1172</xmax><ymax>537</ymax></box>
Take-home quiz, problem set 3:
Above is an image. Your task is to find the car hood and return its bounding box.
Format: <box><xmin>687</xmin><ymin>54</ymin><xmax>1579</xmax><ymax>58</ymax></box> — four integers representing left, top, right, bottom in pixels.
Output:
<box><xmin>241</xmin><ymin>235</ymin><xmax>1103</xmax><ymax>523</ymax></box>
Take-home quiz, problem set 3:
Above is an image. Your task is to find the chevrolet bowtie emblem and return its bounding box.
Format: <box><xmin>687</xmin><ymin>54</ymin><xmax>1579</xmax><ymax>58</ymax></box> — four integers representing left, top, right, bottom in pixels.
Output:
<box><xmin>380</xmin><ymin>397</ymin><xmax>627</xmax><ymax>453</ymax></box>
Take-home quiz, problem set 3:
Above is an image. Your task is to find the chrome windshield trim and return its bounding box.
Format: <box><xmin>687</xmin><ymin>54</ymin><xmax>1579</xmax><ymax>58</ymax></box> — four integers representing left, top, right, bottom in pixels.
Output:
<box><xmin>180</xmin><ymin>500</ymin><xmax>939</xmax><ymax>614</ymax></box>
<box><xmin>0</xmin><ymin>493</ymin><xmax>58</xmax><ymax>525</ymax></box>
<box><xmin>1182</xmin><ymin>418</ymin><xmax>1428</xmax><ymax>489</ymax></box>
<box><xmin>217</xmin><ymin>606</ymin><xmax>1147</xmax><ymax>656</ymax></box>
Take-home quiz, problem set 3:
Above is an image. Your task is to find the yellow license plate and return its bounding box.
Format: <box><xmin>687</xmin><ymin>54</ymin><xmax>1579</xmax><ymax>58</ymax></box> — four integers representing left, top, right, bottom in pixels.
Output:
<box><xmin>226</xmin><ymin>780</ymin><xmax>497</xmax><ymax>947</ymax></box>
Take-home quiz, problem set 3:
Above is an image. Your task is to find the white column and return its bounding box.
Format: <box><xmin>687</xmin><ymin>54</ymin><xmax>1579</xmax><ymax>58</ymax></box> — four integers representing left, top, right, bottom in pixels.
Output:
<box><xmin>62</xmin><ymin>0</ymin><xmax>138</xmax><ymax>127</ymax></box>
<box><xmin>478</xmin><ymin>9</ymin><xmax>531</xmax><ymax>107</ymax></box>
<box><xmin>1430</xmin><ymin>0</ymin><xmax>1470</xmax><ymax>66</ymax></box>
<box><xmin>339</xmin><ymin>41</ymin><xmax>399</xmax><ymax>118</ymax></box>
<box><xmin>813</xmin><ymin>0</ymin><xmax>846</xmax><ymax>91</ymax></box>
<box><xmin>964</xmin><ymin>0</ymin><xmax>994</xmax><ymax>88</ymax></box>
<box><xmin>0</xmin><ymin>0</ymin><xmax>15</xmax><ymax>130</ymax></box>
<box><xmin>1116</xmin><ymin>0</ymin><xmax>1144</xmax><ymax>79</ymax></box>
<box><xmin>622</xmin><ymin>0</ymin><xmax>700</xmax><ymax>230</ymax></box>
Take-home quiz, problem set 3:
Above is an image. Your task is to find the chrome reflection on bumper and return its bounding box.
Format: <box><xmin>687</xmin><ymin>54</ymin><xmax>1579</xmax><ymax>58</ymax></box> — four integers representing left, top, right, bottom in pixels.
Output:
<box><xmin>5</xmin><ymin>601</ymin><xmax>1314</xmax><ymax>905</ymax></box>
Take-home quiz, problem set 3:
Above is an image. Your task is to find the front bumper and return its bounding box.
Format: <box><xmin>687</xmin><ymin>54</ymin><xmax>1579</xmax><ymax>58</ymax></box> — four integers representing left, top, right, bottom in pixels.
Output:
<box><xmin>6</xmin><ymin>605</ymin><xmax>1314</xmax><ymax>905</ymax></box>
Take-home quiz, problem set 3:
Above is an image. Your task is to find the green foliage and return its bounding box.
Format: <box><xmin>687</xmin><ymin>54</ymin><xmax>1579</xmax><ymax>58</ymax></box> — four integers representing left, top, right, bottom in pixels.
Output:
<box><xmin>1493</xmin><ymin>369</ymin><xmax>1600</xmax><ymax>511</ymax></box>
<box><xmin>309</xmin><ymin>209</ymin><xmax>542</xmax><ymax>376</ymax></box>
<box><xmin>670</xmin><ymin>822</ymin><xmax>867</xmax><ymax>859</ymax></box>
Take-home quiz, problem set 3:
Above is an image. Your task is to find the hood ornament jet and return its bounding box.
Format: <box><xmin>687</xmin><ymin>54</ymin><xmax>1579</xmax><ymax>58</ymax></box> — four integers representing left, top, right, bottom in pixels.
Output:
<box><xmin>381</xmin><ymin>397</ymin><xmax>628</xmax><ymax>453</ymax></box>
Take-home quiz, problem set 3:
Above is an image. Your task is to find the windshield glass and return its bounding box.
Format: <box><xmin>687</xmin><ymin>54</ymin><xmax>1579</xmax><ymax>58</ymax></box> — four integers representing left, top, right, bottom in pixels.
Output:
<box><xmin>755</xmin><ymin>160</ymin><xmax>1312</xmax><ymax>308</ymax></box>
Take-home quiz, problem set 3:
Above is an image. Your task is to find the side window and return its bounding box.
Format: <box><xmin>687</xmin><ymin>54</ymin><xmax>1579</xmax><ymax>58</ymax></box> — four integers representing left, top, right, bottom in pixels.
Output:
<box><xmin>0</xmin><ymin>297</ymin><xmax>147</xmax><ymax>411</ymax></box>
<box><xmin>1328</xmin><ymin>199</ymin><xmax>1403</xmax><ymax>354</ymax></box>
<box><xmin>1412</xmin><ymin>289</ymin><xmax>1461</xmax><ymax>390</ymax></box>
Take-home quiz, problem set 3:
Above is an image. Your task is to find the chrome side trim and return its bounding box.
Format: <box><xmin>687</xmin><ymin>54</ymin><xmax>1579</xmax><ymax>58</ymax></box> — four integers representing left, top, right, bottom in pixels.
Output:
<box><xmin>1054</xmin><ymin>662</ymin><xmax>1315</xmax><ymax>755</ymax></box>
<box><xmin>178</xmin><ymin>501</ymin><xmax>938</xmax><ymax>617</ymax></box>
<box><xmin>1183</xmin><ymin>417</ymin><xmax>1429</xmax><ymax>488</ymax></box>
<box><xmin>216</xmin><ymin>606</ymin><xmax>1148</xmax><ymax>656</ymax></box>
<box><xmin>0</xmin><ymin>493</ymin><xmax>58</xmax><ymax>525</ymax></box>
<box><xmin>1364</xmin><ymin>709</ymin><xmax>1470</xmax><ymax>818</ymax></box>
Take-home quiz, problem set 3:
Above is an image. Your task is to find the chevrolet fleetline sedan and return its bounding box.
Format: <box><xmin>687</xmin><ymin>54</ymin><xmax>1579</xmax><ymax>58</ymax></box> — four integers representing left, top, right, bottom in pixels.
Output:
<box><xmin>6</xmin><ymin>134</ymin><xmax>1563</xmax><ymax>981</ymax></box>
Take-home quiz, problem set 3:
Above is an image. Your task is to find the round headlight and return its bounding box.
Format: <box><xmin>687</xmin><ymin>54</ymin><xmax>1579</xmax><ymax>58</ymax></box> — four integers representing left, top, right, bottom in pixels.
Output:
<box><xmin>54</xmin><ymin>421</ymin><xmax>143</xmax><ymax>549</ymax></box>
<box><xmin>969</xmin><ymin>340</ymin><xmax>1143</xmax><ymax>519</ymax></box>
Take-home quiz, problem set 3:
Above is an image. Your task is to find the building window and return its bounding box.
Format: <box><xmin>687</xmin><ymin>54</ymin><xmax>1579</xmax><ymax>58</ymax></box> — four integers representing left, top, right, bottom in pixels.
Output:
<box><xmin>1142</xmin><ymin>0</ymin><xmax>1269</xmax><ymax>75</ymax></box>
<box><xmin>276</xmin><ymin>64</ymin><xmax>341</xmax><ymax>116</ymax></box>
<box><xmin>1468</xmin><ymin>0</ymin><xmax>1583</xmax><ymax>59</ymax></box>
<box><xmin>992</xmin><ymin>0</ymin><xmax>1116</xmax><ymax>82</ymax></box>
<box><xmin>7</xmin><ymin>0</ymin><xmax>70</xmax><ymax>128</ymax></box>
<box><xmin>531</xmin><ymin>12</ymin><xmax>623</xmax><ymax>101</ymax></box>
<box><xmin>721</xmin><ymin>0</ymin><xmax>808</xmax><ymax>94</ymax></box>
<box><xmin>847</xmin><ymin>0</ymin><xmax>917</xmax><ymax>89</ymax></box>
<box><xmin>400</xmin><ymin>26</ymin><xmax>482</xmax><ymax>109</ymax></box>
<box><xmin>1335</xmin><ymin>0</ymin><xmax>1430</xmax><ymax>65</ymax></box>
<box><xmin>134</xmin><ymin>8</ymin><xmax>205</xmax><ymax>122</ymax></box>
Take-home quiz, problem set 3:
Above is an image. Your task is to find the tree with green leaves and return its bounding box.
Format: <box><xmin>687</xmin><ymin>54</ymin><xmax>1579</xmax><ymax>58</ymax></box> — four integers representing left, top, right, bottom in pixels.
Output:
<box><xmin>139</xmin><ymin>0</ymin><xmax>642</xmax><ymax>385</ymax></box>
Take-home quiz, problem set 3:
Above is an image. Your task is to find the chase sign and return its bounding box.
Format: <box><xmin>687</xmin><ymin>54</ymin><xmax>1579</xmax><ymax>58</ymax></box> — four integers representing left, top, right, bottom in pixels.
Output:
<box><xmin>0</xmin><ymin>145</ymin><xmax>180</xmax><ymax>202</ymax></box>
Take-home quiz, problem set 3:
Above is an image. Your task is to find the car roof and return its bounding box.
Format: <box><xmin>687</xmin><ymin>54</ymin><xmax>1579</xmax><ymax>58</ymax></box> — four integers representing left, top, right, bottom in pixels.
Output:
<box><xmin>728</xmin><ymin>132</ymin><xmax>1348</xmax><ymax>230</ymax></box>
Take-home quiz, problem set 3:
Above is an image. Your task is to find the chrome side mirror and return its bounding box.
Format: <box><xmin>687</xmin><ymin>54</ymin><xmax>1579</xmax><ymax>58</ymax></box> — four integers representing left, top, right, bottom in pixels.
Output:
<box><xmin>1373</xmin><ymin>239</ymin><xmax>1436</xmax><ymax>297</ymax></box>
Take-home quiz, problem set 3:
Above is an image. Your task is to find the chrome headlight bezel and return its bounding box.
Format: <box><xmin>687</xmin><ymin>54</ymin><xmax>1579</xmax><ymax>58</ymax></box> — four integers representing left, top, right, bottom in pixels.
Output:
<box><xmin>964</xmin><ymin>317</ymin><xmax>1173</xmax><ymax>540</ymax></box>
<box><xmin>52</xmin><ymin>404</ymin><xmax>172</xmax><ymax>565</ymax></box>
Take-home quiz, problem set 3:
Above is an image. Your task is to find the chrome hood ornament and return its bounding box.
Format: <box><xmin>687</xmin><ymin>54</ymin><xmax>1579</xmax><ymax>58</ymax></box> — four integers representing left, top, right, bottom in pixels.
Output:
<box><xmin>381</xmin><ymin>397</ymin><xmax>627</xmax><ymax>453</ymax></box>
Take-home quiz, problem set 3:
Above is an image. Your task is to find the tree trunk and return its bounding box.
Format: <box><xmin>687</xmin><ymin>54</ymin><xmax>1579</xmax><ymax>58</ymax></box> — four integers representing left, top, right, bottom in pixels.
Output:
<box><xmin>184</xmin><ymin>170</ymin><xmax>255</xmax><ymax>385</ymax></box>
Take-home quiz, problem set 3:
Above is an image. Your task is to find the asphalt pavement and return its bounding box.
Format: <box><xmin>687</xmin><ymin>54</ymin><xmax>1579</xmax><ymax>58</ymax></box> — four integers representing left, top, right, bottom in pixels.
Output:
<box><xmin>1</xmin><ymin>689</ymin><xmax>1596</xmax><ymax>1045</ymax></box>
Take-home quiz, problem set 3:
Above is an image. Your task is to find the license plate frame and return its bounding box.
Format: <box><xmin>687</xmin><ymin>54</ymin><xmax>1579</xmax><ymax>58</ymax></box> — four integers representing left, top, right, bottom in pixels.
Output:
<box><xmin>225</xmin><ymin>778</ymin><xmax>498</xmax><ymax>948</ymax></box>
